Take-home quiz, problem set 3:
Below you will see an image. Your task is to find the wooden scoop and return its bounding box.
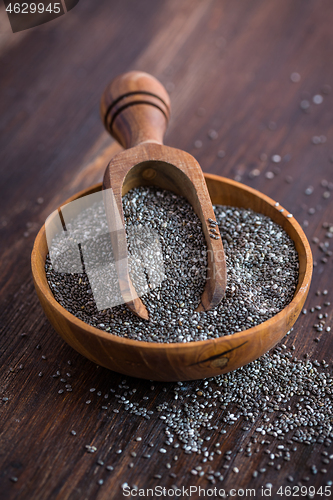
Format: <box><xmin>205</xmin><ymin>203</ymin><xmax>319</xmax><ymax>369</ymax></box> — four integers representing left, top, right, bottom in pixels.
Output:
<box><xmin>100</xmin><ymin>71</ymin><xmax>227</xmax><ymax>320</ymax></box>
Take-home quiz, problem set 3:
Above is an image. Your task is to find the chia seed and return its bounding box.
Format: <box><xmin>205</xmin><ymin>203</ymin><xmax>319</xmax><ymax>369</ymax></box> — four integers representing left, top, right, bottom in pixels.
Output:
<box><xmin>46</xmin><ymin>186</ymin><xmax>299</xmax><ymax>343</ymax></box>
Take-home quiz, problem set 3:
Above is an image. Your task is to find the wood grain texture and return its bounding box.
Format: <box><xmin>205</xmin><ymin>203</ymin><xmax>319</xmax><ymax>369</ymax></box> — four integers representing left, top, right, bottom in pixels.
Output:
<box><xmin>101</xmin><ymin>71</ymin><xmax>227</xmax><ymax>318</ymax></box>
<box><xmin>1</xmin><ymin>0</ymin><xmax>333</xmax><ymax>498</ymax></box>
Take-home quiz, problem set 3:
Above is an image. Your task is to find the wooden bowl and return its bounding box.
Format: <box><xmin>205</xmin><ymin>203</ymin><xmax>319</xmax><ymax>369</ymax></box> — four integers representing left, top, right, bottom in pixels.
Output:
<box><xmin>31</xmin><ymin>174</ymin><xmax>312</xmax><ymax>382</ymax></box>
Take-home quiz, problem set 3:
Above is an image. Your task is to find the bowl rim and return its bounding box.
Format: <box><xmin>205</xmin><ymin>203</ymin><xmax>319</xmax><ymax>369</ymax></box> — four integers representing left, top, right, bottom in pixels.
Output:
<box><xmin>31</xmin><ymin>173</ymin><xmax>312</xmax><ymax>351</ymax></box>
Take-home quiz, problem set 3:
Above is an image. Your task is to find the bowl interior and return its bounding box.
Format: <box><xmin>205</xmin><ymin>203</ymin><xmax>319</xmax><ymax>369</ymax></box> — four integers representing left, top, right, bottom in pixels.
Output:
<box><xmin>37</xmin><ymin>175</ymin><xmax>311</xmax><ymax>329</ymax></box>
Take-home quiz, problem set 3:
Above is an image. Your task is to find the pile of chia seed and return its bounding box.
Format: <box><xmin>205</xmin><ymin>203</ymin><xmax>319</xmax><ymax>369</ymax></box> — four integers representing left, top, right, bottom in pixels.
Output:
<box><xmin>45</xmin><ymin>186</ymin><xmax>299</xmax><ymax>342</ymax></box>
<box><xmin>103</xmin><ymin>343</ymin><xmax>333</xmax><ymax>461</ymax></box>
<box><xmin>158</xmin><ymin>345</ymin><xmax>333</xmax><ymax>455</ymax></box>
<box><xmin>49</xmin><ymin>336</ymin><xmax>333</xmax><ymax>486</ymax></box>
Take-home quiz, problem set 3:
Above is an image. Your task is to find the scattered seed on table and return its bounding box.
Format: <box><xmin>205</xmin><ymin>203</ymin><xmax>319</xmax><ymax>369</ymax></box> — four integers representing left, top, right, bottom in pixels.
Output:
<box><xmin>208</xmin><ymin>129</ymin><xmax>218</xmax><ymax>140</ymax></box>
<box><xmin>300</xmin><ymin>100</ymin><xmax>310</xmax><ymax>110</ymax></box>
<box><xmin>313</xmin><ymin>94</ymin><xmax>323</xmax><ymax>105</ymax></box>
<box><xmin>290</xmin><ymin>72</ymin><xmax>301</xmax><ymax>83</ymax></box>
<box><xmin>85</xmin><ymin>446</ymin><xmax>97</xmax><ymax>453</ymax></box>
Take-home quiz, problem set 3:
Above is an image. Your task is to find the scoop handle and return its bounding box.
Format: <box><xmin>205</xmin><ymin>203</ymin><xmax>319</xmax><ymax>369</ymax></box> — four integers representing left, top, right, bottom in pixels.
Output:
<box><xmin>100</xmin><ymin>71</ymin><xmax>171</xmax><ymax>149</ymax></box>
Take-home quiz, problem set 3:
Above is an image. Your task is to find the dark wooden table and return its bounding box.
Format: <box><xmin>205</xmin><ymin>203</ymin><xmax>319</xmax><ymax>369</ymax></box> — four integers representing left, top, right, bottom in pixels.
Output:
<box><xmin>1</xmin><ymin>0</ymin><xmax>333</xmax><ymax>498</ymax></box>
